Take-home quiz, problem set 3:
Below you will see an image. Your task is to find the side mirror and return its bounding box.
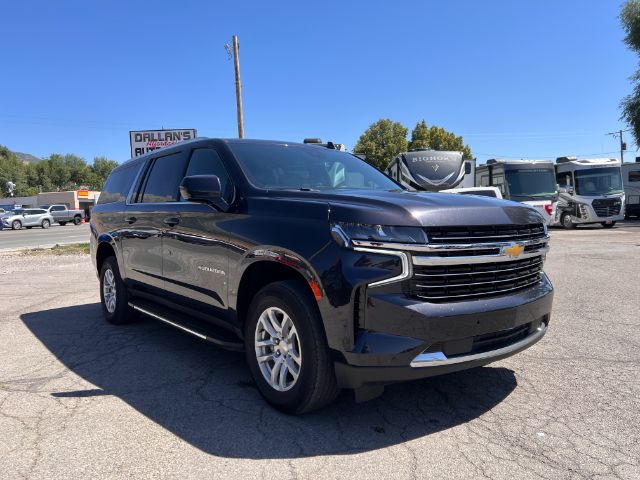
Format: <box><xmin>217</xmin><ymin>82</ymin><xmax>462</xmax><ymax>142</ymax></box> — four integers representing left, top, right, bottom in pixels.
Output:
<box><xmin>180</xmin><ymin>175</ymin><xmax>226</xmax><ymax>209</ymax></box>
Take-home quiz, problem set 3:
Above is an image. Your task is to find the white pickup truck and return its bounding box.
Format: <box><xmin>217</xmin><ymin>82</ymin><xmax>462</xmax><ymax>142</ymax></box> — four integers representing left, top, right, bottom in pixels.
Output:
<box><xmin>39</xmin><ymin>204</ymin><xmax>85</xmax><ymax>226</ymax></box>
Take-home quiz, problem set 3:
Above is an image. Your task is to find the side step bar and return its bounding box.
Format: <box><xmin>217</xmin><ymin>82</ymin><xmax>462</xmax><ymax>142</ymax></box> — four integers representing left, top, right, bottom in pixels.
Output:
<box><xmin>128</xmin><ymin>299</ymin><xmax>244</xmax><ymax>351</ymax></box>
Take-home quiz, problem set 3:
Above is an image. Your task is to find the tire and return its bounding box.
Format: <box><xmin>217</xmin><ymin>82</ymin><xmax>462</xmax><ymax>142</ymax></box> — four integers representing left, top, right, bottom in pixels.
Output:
<box><xmin>601</xmin><ymin>222</ymin><xmax>616</xmax><ymax>228</ymax></box>
<box><xmin>59</xmin><ymin>221</ymin><xmax>67</xmax><ymax>226</ymax></box>
<box><xmin>26</xmin><ymin>226</ymin><xmax>32</xmax><ymax>229</ymax></box>
<box><xmin>244</xmin><ymin>280</ymin><xmax>339</xmax><ymax>414</ymax></box>
<box><xmin>41</xmin><ymin>219</ymin><xmax>50</xmax><ymax>229</ymax></box>
<box><xmin>99</xmin><ymin>256</ymin><xmax>135</xmax><ymax>325</ymax></box>
<box><xmin>561</xmin><ymin>213</ymin><xmax>576</xmax><ymax>230</ymax></box>
<box><xmin>73</xmin><ymin>216</ymin><xmax>81</xmax><ymax>225</ymax></box>
<box><xmin>11</xmin><ymin>220</ymin><xmax>21</xmax><ymax>230</ymax></box>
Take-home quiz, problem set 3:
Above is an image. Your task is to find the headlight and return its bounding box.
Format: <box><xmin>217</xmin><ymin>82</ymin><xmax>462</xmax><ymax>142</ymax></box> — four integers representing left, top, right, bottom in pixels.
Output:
<box><xmin>332</xmin><ymin>222</ymin><xmax>427</xmax><ymax>245</ymax></box>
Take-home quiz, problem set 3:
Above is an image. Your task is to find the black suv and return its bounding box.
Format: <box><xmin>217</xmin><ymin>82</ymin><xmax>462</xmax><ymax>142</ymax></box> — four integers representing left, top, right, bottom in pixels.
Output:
<box><xmin>90</xmin><ymin>139</ymin><xmax>553</xmax><ymax>413</ymax></box>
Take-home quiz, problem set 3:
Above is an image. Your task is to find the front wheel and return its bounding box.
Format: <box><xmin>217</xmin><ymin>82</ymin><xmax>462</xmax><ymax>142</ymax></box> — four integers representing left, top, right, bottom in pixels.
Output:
<box><xmin>11</xmin><ymin>220</ymin><xmax>21</xmax><ymax>230</ymax></box>
<box><xmin>601</xmin><ymin>222</ymin><xmax>616</xmax><ymax>228</ymax></box>
<box><xmin>561</xmin><ymin>213</ymin><xmax>576</xmax><ymax>230</ymax></box>
<box><xmin>41</xmin><ymin>219</ymin><xmax>50</xmax><ymax>229</ymax></box>
<box><xmin>99</xmin><ymin>256</ymin><xmax>135</xmax><ymax>325</ymax></box>
<box><xmin>245</xmin><ymin>280</ymin><xmax>339</xmax><ymax>414</ymax></box>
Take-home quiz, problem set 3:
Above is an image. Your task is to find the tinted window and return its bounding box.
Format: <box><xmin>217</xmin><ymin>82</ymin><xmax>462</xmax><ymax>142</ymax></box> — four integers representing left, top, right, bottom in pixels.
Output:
<box><xmin>141</xmin><ymin>153</ymin><xmax>188</xmax><ymax>203</ymax></box>
<box><xmin>183</xmin><ymin>149</ymin><xmax>234</xmax><ymax>203</ymax></box>
<box><xmin>629</xmin><ymin>170</ymin><xmax>640</xmax><ymax>182</ymax></box>
<box><xmin>98</xmin><ymin>162</ymin><xmax>141</xmax><ymax>204</ymax></box>
<box><xmin>229</xmin><ymin>143</ymin><xmax>400</xmax><ymax>191</ymax></box>
<box><xmin>51</xmin><ymin>205</ymin><xmax>65</xmax><ymax>211</ymax></box>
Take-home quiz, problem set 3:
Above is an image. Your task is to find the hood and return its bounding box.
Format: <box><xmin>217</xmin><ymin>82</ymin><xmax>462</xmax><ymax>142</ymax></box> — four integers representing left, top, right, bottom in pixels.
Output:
<box><xmin>256</xmin><ymin>189</ymin><xmax>545</xmax><ymax>227</ymax></box>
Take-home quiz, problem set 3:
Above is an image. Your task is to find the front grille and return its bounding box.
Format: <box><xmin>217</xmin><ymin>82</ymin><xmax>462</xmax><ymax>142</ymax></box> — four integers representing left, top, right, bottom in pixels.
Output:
<box><xmin>406</xmin><ymin>256</ymin><xmax>544</xmax><ymax>302</ymax></box>
<box><xmin>424</xmin><ymin>224</ymin><xmax>546</xmax><ymax>244</ymax></box>
<box><xmin>591</xmin><ymin>199</ymin><xmax>621</xmax><ymax>217</ymax></box>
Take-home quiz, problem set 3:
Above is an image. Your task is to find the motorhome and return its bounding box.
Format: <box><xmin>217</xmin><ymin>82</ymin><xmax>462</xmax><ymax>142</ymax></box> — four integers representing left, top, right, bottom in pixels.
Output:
<box><xmin>475</xmin><ymin>159</ymin><xmax>557</xmax><ymax>225</ymax></box>
<box><xmin>384</xmin><ymin>150</ymin><xmax>468</xmax><ymax>191</ymax></box>
<box><xmin>554</xmin><ymin>157</ymin><xmax>624</xmax><ymax>228</ymax></box>
<box><xmin>622</xmin><ymin>161</ymin><xmax>640</xmax><ymax>218</ymax></box>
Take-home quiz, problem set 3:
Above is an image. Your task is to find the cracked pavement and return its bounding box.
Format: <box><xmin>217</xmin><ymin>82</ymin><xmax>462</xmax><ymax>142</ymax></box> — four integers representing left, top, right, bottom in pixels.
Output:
<box><xmin>1</xmin><ymin>221</ymin><xmax>639</xmax><ymax>479</ymax></box>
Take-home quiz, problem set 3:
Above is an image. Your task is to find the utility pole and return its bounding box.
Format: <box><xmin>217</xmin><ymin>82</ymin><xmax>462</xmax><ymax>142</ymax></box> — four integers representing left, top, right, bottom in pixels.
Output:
<box><xmin>231</xmin><ymin>35</ymin><xmax>244</xmax><ymax>138</ymax></box>
<box><xmin>607</xmin><ymin>129</ymin><xmax>627</xmax><ymax>163</ymax></box>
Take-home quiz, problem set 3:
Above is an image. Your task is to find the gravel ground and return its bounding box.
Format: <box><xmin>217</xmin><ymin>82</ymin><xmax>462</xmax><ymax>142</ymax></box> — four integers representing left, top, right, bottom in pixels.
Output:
<box><xmin>0</xmin><ymin>223</ymin><xmax>639</xmax><ymax>479</ymax></box>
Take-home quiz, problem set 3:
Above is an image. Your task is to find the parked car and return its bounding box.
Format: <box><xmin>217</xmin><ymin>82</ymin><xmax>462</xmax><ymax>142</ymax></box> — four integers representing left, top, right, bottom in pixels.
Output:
<box><xmin>39</xmin><ymin>204</ymin><xmax>85</xmax><ymax>225</ymax></box>
<box><xmin>1</xmin><ymin>208</ymin><xmax>54</xmax><ymax>230</ymax></box>
<box><xmin>441</xmin><ymin>186</ymin><xmax>503</xmax><ymax>198</ymax></box>
<box><xmin>90</xmin><ymin>138</ymin><xmax>553</xmax><ymax>414</ymax></box>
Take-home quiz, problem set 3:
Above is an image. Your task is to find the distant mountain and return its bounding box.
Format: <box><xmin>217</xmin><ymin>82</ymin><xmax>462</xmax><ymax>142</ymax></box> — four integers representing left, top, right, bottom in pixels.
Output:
<box><xmin>14</xmin><ymin>151</ymin><xmax>42</xmax><ymax>164</ymax></box>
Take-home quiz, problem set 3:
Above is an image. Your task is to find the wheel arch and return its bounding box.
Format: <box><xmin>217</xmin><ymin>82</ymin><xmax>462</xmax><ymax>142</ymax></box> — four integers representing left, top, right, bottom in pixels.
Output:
<box><xmin>95</xmin><ymin>236</ymin><xmax>118</xmax><ymax>275</ymax></box>
<box><xmin>234</xmin><ymin>252</ymin><xmax>324</xmax><ymax>336</ymax></box>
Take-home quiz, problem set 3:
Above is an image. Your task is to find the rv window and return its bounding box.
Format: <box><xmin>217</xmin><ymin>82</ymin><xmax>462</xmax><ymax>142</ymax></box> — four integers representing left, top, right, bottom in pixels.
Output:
<box><xmin>629</xmin><ymin>170</ymin><xmax>640</xmax><ymax>182</ymax></box>
<box><xmin>480</xmin><ymin>175</ymin><xmax>489</xmax><ymax>186</ymax></box>
<box><xmin>464</xmin><ymin>162</ymin><xmax>471</xmax><ymax>174</ymax></box>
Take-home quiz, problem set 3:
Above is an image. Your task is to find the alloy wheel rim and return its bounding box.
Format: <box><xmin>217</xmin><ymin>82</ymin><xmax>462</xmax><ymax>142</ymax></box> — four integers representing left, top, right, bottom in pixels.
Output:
<box><xmin>103</xmin><ymin>269</ymin><xmax>117</xmax><ymax>313</ymax></box>
<box><xmin>254</xmin><ymin>306</ymin><xmax>302</xmax><ymax>392</ymax></box>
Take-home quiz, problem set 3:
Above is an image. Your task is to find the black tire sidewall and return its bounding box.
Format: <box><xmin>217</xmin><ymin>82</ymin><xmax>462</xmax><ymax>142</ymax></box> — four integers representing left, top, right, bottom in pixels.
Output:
<box><xmin>244</xmin><ymin>282</ymin><xmax>326</xmax><ymax>413</ymax></box>
<box><xmin>73</xmin><ymin>216</ymin><xmax>81</xmax><ymax>225</ymax></box>
<box><xmin>99</xmin><ymin>257</ymin><xmax>132</xmax><ymax>324</ymax></box>
<box><xmin>562</xmin><ymin>214</ymin><xmax>575</xmax><ymax>229</ymax></box>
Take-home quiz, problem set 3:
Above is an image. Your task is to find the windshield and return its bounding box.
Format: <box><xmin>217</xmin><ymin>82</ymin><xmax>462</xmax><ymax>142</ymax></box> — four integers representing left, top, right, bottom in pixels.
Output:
<box><xmin>575</xmin><ymin>167</ymin><xmax>623</xmax><ymax>196</ymax></box>
<box><xmin>7</xmin><ymin>209</ymin><xmax>24</xmax><ymax>216</ymax></box>
<box><xmin>505</xmin><ymin>168</ymin><xmax>556</xmax><ymax>197</ymax></box>
<box><xmin>229</xmin><ymin>143</ymin><xmax>401</xmax><ymax>191</ymax></box>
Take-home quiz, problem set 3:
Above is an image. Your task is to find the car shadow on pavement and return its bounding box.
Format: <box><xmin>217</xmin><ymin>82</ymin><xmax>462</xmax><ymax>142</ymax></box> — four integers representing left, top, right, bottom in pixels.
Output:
<box><xmin>21</xmin><ymin>303</ymin><xmax>517</xmax><ymax>459</ymax></box>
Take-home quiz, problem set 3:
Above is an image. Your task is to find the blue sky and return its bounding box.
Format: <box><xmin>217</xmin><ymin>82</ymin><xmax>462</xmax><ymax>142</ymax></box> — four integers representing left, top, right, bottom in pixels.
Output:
<box><xmin>0</xmin><ymin>0</ymin><xmax>636</xmax><ymax>164</ymax></box>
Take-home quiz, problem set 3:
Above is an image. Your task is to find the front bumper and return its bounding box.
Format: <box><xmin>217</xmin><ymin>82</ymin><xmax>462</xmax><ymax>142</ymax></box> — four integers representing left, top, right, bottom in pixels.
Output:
<box><xmin>334</xmin><ymin>274</ymin><xmax>553</xmax><ymax>389</ymax></box>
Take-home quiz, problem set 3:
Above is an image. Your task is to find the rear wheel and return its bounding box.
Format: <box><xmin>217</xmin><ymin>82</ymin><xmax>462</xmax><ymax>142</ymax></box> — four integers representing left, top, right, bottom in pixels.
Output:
<box><xmin>73</xmin><ymin>216</ymin><xmax>81</xmax><ymax>225</ymax></box>
<box><xmin>244</xmin><ymin>280</ymin><xmax>339</xmax><ymax>414</ymax></box>
<box><xmin>11</xmin><ymin>220</ymin><xmax>21</xmax><ymax>230</ymax></box>
<box><xmin>561</xmin><ymin>213</ymin><xmax>576</xmax><ymax>230</ymax></box>
<box><xmin>99</xmin><ymin>256</ymin><xmax>135</xmax><ymax>325</ymax></box>
<box><xmin>59</xmin><ymin>221</ymin><xmax>67</xmax><ymax>226</ymax></box>
<box><xmin>41</xmin><ymin>219</ymin><xmax>50</xmax><ymax>229</ymax></box>
<box><xmin>601</xmin><ymin>222</ymin><xmax>616</xmax><ymax>228</ymax></box>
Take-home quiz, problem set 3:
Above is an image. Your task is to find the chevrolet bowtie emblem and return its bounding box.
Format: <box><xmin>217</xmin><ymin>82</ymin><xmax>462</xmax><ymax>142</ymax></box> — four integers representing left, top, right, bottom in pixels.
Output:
<box><xmin>504</xmin><ymin>243</ymin><xmax>524</xmax><ymax>258</ymax></box>
<box><xmin>432</xmin><ymin>164</ymin><xmax>440</xmax><ymax>172</ymax></box>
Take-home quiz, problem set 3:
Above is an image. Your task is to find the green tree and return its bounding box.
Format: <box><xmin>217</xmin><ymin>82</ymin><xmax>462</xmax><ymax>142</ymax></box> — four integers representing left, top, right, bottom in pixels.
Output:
<box><xmin>353</xmin><ymin>119</ymin><xmax>408</xmax><ymax>169</ymax></box>
<box><xmin>90</xmin><ymin>157</ymin><xmax>119</xmax><ymax>189</ymax></box>
<box><xmin>620</xmin><ymin>0</ymin><xmax>640</xmax><ymax>145</ymax></box>
<box><xmin>408</xmin><ymin>120</ymin><xmax>473</xmax><ymax>159</ymax></box>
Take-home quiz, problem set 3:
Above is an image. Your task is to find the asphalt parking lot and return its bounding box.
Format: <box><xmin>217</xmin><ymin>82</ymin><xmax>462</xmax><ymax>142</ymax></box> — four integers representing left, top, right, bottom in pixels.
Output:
<box><xmin>0</xmin><ymin>221</ymin><xmax>639</xmax><ymax>480</ymax></box>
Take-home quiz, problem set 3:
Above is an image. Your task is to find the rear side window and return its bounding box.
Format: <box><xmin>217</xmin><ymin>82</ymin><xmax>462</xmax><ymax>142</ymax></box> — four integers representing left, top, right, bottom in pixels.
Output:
<box><xmin>182</xmin><ymin>148</ymin><xmax>234</xmax><ymax>203</ymax></box>
<box><xmin>98</xmin><ymin>162</ymin><xmax>141</xmax><ymax>204</ymax></box>
<box><xmin>141</xmin><ymin>152</ymin><xmax>188</xmax><ymax>203</ymax></box>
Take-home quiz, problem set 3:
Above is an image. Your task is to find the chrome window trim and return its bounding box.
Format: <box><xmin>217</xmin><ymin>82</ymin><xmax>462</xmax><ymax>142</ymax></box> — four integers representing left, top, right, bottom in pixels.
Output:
<box><xmin>353</xmin><ymin>247</ymin><xmax>412</xmax><ymax>287</ymax></box>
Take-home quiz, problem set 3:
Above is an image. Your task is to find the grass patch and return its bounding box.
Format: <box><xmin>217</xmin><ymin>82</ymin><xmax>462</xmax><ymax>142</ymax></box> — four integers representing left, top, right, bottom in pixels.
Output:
<box><xmin>22</xmin><ymin>243</ymin><xmax>90</xmax><ymax>256</ymax></box>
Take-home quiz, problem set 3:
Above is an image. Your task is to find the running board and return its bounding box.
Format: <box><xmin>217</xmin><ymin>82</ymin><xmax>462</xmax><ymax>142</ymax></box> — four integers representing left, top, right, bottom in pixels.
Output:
<box><xmin>128</xmin><ymin>299</ymin><xmax>244</xmax><ymax>351</ymax></box>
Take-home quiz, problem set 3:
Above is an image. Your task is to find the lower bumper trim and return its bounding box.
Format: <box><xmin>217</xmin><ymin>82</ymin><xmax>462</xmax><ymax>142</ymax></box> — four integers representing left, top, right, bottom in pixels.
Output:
<box><xmin>410</xmin><ymin>323</ymin><xmax>547</xmax><ymax>368</ymax></box>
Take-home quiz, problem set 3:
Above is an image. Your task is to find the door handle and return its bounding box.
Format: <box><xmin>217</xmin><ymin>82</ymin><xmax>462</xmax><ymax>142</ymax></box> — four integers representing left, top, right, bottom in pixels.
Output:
<box><xmin>163</xmin><ymin>216</ymin><xmax>180</xmax><ymax>227</ymax></box>
<box><xmin>125</xmin><ymin>216</ymin><xmax>137</xmax><ymax>224</ymax></box>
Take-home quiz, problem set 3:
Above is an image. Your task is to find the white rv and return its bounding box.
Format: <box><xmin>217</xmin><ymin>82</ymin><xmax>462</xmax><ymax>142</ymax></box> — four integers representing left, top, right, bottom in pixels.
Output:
<box><xmin>475</xmin><ymin>159</ymin><xmax>558</xmax><ymax>225</ymax></box>
<box><xmin>622</xmin><ymin>161</ymin><xmax>640</xmax><ymax>218</ymax></box>
<box><xmin>385</xmin><ymin>150</ymin><xmax>468</xmax><ymax>191</ymax></box>
<box><xmin>554</xmin><ymin>157</ymin><xmax>624</xmax><ymax>228</ymax></box>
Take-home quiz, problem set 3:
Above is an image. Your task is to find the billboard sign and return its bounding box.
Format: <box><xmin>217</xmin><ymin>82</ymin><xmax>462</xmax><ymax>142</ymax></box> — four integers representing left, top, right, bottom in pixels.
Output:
<box><xmin>129</xmin><ymin>129</ymin><xmax>197</xmax><ymax>158</ymax></box>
